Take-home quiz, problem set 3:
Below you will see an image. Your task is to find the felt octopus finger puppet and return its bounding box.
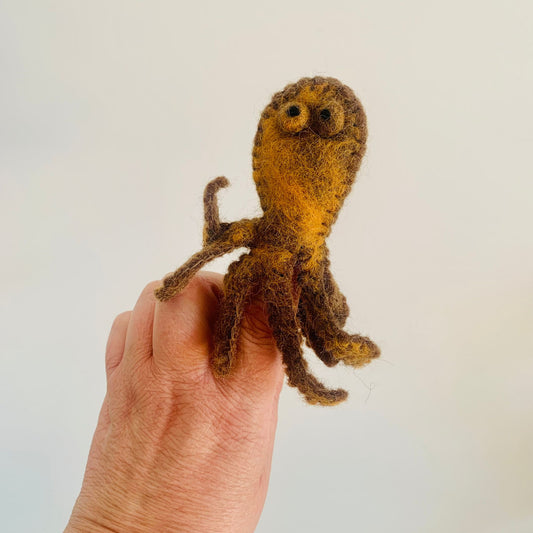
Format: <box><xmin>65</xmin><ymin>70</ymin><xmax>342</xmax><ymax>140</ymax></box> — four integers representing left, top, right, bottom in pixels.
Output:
<box><xmin>156</xmin><ymin>76</ymin><xmax>379</xmax><ymax>406</ymax></box>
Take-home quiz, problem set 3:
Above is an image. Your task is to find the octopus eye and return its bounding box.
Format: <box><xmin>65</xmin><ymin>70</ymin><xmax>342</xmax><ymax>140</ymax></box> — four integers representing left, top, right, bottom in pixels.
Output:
<box><xmin>314</xmin><ymin>100</ymin><xmax>344</xmax><ymax>137</ymax></box>
<box><xmin>278</xmin><ymin>101</ymin><xmax>310</xmax><ymax>133</ymax></box>
<box><xmin>287</xmin><ymin>105</ymin><xmax>301</xmax><ymax>117</ymax></box>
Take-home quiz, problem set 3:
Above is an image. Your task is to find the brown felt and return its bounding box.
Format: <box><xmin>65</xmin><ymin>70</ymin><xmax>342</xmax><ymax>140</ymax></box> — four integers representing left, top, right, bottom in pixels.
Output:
<box><xmin>156</xmin><ymin>76</ymin><xmax>379</xmax><ymax>405</ymax></box>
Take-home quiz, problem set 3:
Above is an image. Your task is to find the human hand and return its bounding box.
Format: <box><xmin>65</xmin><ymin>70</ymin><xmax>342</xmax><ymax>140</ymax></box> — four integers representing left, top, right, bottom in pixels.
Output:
<box><xmin>65</xmin><ymin>272</ymin><xmax>284</xmax><ymax>533</ymax></box>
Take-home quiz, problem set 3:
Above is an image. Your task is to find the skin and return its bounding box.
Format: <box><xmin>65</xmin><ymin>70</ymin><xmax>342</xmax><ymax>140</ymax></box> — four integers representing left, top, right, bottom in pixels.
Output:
<box><xmin>65</xmin><ymin>273</ymin><xmax>284</xmax><ymax>533</ymax></box>
<box><xmin>156</xmin><ymin>77</ymin><xmax>379</xmax><ymax>405</ymax></box>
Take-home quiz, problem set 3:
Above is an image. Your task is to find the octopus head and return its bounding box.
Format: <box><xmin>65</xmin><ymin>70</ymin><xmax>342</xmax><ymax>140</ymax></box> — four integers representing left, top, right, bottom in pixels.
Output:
<box><xmin>252</xmin><ymin>77</ymin><xmax>367</xmax><ymax>229</ymax></box>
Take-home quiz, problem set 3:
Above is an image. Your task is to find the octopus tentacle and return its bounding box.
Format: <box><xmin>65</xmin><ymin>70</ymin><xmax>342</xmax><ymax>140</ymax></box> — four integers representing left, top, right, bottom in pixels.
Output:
<box><xmin>299</xmin><ymin>282</ymin><xmax>380</xmax><ymax>368</ymax></box>
<box><xmin>297</xmin><ymin>259</ymin><xmax>349</xmax><ymax>367</ymax></box>
<box><xmin>322</xmin><ymin>258</ymin><xmax>350</xmax><ymax>327</ymax></box>
<box><xmin>155</xmin><ymin>239</ymin><xmax>237</xmax><ymax>301</ymax></box>
<box><xmin>156</xmin><ymin>177</ymin><xmax>257</xmax><ymax>302</ymax></box>
<box><xmin>203</xmin><ymin>176</ymin><xmax>229</xmax><ymax>244</ymax></box>
<box><xmin>298</xmin><ymin>304</ymin><xmax>339</xmax><ymax>368</ymax></box>
<box><xmin>212</xmin><ymin>254</ymin><xmax>254</xmax><ymax>376</ymax></box>
<box><xmin>203</xmin><ymin>176</ymin><xmax>259</xmax><ymax>246</ymax></box>
<box><xmin>264</xmin><ymin>271</ymin><xmax>348</xmax><ymax>406</ymax></box>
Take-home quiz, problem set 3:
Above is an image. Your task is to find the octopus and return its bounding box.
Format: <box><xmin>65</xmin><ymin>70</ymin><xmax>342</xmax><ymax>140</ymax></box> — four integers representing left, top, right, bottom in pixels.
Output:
<box><xmin>155</xmin><ymin>76</ymin><xmax>380</xmax><ymax>406</ymax></box>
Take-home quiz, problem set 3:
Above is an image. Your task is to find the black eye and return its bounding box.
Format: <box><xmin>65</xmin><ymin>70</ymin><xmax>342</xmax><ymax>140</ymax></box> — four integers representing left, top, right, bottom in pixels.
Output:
<box><xmin>287</xmin><ymin>105</ymin><xmax>301</xmax><ymax>117</ymax></box>
<box><xmin>313</xmin><ymin>101</ymin><xmax>344</xmax><ymax>137</ymax></box>
<box><xmin>279</xmin><ymin>102</ymin><xmax>310</xmax><ymax>133</ymax></box>
<box><xmin>319</xmin><ymin>108</ymin><xmax>331</xmax><ymax>121</ymax></box>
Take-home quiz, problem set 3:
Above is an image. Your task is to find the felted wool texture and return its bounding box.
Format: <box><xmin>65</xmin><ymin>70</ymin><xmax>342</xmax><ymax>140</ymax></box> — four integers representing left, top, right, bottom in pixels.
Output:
<box><xmin>156</xmin><ymin>76</ymin><xmax>380</xmax><ymax>406</ymax></box>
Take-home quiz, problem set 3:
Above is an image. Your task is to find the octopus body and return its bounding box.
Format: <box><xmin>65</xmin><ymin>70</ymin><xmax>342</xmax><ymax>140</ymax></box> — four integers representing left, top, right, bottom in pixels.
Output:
<box><xmin>156</xmin><ymin>76</ymin><xmax>379</xmax><ymax>405</ymax></box>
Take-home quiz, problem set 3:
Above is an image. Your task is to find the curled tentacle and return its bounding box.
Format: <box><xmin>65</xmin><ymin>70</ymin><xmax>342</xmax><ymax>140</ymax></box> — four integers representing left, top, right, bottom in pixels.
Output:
<box><xmin>202</xmin><ymin>177</ymin><xmax>259</xmax><ymax>247</ymax></box>
<box><xmin>298</xmin><ymin>304</ymin><xmax>339</xmax><ymax>367</ymax></box>
<box><xmin>297</xmin><ymin>260</ymin><xmax>347</xmax><ymax>367</ymax></box>
<box><xmin>203</xmin><ymin>176</ymin><xmax>230</xmax><ymax>245</ymax></box>
<box><xmin>264</xmin><ymin>266</ymin><xmax>348</xmax><ymax>406</ymax></box>
<box><xmin>299</xmin><ymin>280</ymin><xmax>380</xmax><ymax>368</ymax></box>
<box><xmin>156</xmin><ymin>177</ymin><xmax>257</xmax><ymax>302</ymax></box>
<box><xmin>323</xmin><ymin>258</ymin><xmax>350</xmax><ymax>327</ymax></box>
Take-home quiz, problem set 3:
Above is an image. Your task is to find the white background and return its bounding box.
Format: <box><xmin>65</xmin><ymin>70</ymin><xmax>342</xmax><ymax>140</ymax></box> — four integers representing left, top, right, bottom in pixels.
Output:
<box><xmin>1</xmin><ymin>1</ymin><xmax>532</xmax><ymax>532</ymax></box>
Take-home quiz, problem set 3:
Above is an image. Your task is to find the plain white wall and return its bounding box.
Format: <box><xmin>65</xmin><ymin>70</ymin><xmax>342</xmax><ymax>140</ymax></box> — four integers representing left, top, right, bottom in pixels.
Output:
<box><xmin>1</xmin><ymin>1</ymin><xmax>532</xmax><ymax>532</ymax></box>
